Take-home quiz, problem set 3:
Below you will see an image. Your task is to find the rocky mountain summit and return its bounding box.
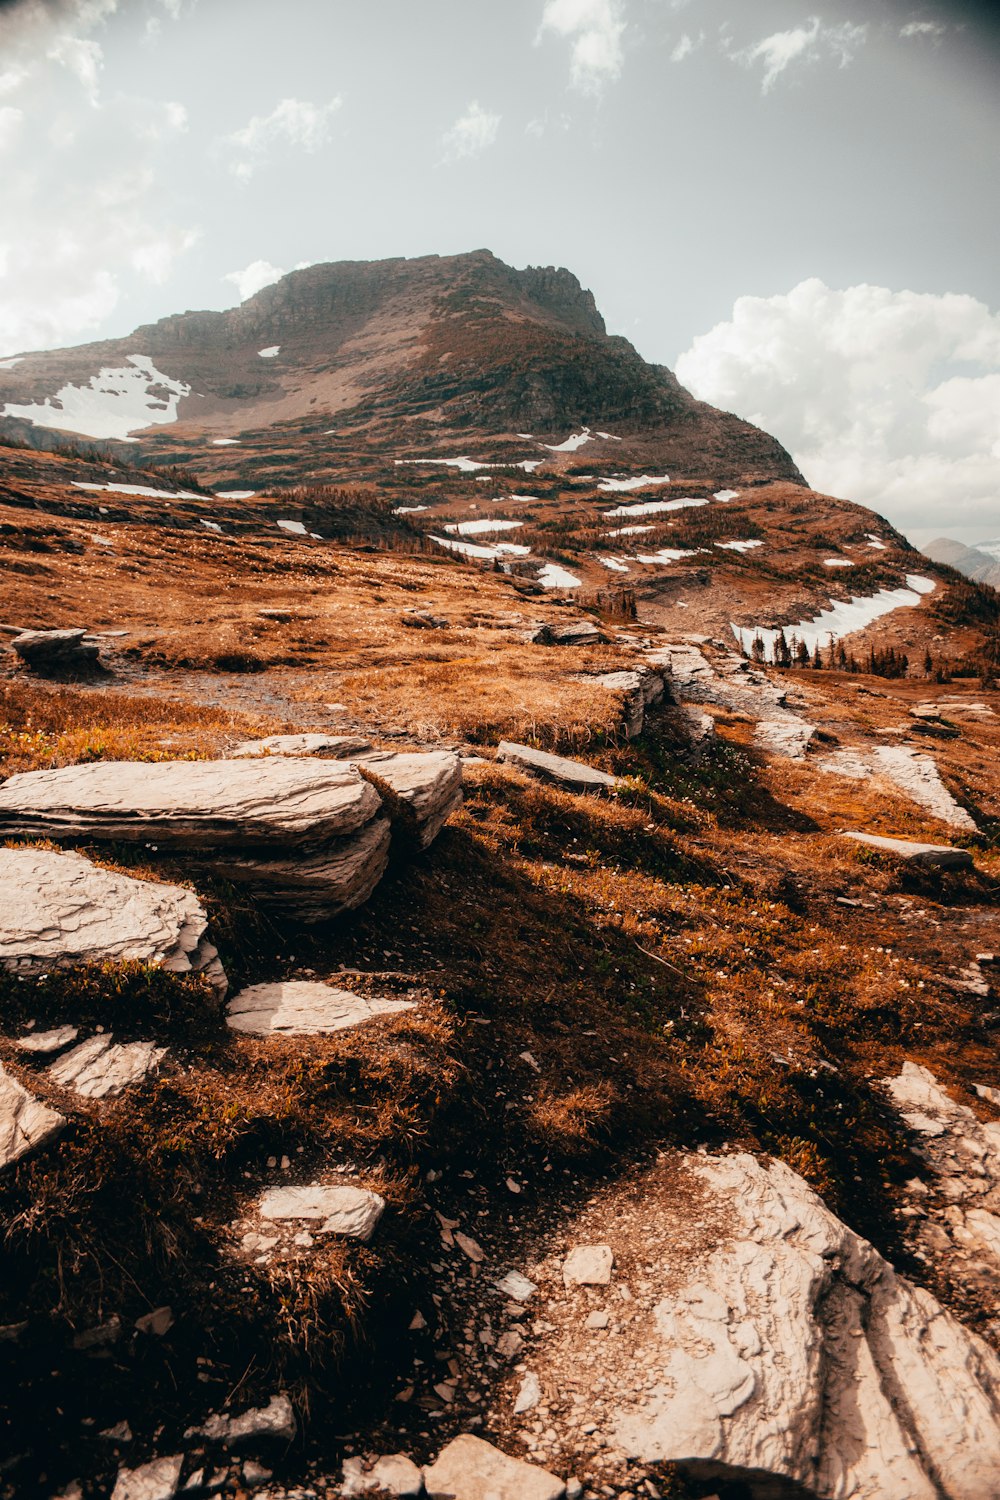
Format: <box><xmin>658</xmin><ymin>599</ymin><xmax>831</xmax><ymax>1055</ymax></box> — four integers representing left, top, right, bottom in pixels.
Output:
<box><xmin>1</xmin><ymin>253</ymin><xmax>999</xmax><ymax>1499</ymax></box>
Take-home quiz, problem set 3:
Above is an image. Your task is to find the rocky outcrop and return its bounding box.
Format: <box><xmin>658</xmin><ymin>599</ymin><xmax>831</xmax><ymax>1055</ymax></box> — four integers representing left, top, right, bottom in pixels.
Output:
<box><xmin>496</xmin><ymin>742</ymin><xmax>617</xmax><ymax>793</ymax></box>
<box><xmin>226</xmin><ymin>980</ymin><xmax>415</xmax><ymax>1036</ymax></box>
<box><xmin>0</xmin><ymin>1059</ymin><xmax>65</xmax><ymax>1168</ymax></box>
<box><xmin>516</xmin><ymin>1152</ymin><xmax>1000</xmax><ymax>1499</ymax></box>
<box><xmin>423</xmin><ymin>1435</ymin><xmax>565</xmax><ymax>1500</ymax></box>
<box><xmin>0</xmin><ymin>754</ymin><xmax>462</xmax><ymax>921</ymax></box>
<box><xmin>11</xmin><ymin>627</ymin><xmax>100</xmax><ymax>673</ymax></box>
<box><xmin>840</xmin><ymin>832</ymin><xmax>974</xmax><ymax>869</ymax></box>
<box><xmin>191</xmin><ymin>1393</ymin><xmax>296</xmax><ymax>1445</ymax></box>
<box><xmin>822</xmin><ymin>745</ymin><xmax>976</xmax><ymax>830</ymax></box>
<box><xmin>885</xmin><ymin>1063</ymin><xmax>1000</xmax><ymax>1303</ymax></box>
<box><xmin>0</xmin><ymin>847</ymin><xmax>227</xmax><ymax>994</ymax></box>
<box><xmin>589</xmin><ymin>667</ymin><xmax>665</xmax><ymax>738</ymax></box>
<box><xmin>754</xmin><ymin>716</ymin><xmax>816</xmax><ymax>758</ymax></box>
<box><xmin>533</xmin><ymin>620</ymin><xmax>605</xmax><ymax>647</ymax></box>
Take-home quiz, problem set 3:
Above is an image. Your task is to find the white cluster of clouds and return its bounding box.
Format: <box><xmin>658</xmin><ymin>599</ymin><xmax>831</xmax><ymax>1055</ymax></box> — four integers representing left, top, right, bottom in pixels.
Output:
<box><xmin>222</xmin><ymin>257</ymin><xmax>314</xmax><ymax>303</ymax></box>
<box><xmin>676</xmin><ymin>280</ymin><xmax>1000</xmax><ymax>536</ymax></box>
<box><xmin>537</xmin><ymin>0</ymin><xmax>625</xmax><ymax>93</ymax></box>
<box><xmin>730</xmin><ymin>16</ymin><xmax>869</xmax><ymax>94</ymax></box>
<box><xmin>440</xmin><ymin>101</ymin><xmax>501</xmax><ymax>163</ymax></box>
<box><xmin>224</xmin><ymin>96</ymin><xmax>343</xmax><ymax>181</ymax></box>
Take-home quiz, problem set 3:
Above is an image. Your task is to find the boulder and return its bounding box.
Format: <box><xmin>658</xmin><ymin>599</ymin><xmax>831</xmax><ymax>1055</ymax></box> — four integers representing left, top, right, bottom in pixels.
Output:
<box><xmin>11</xmin><ymin>627</ymin><xmax>100</xmax><ymax>673</ymax></box>
<box><xmin>355</xmin><ymin>750</ymin><xmax>463</xmax><ymax>846</ymax></box>
<box><xmin>258</xmin><ymin>1183</ymin><xmax>386</xmax><ymax>1241</ymax></box>
<box><xmin>533</xmin><ymin>620</ymin><xmax>604</xmax><ymax>647</ymax></box>
<box><xmin>226</xmin><ymin>980</ymin><xmax>415</xmax><ymax>1037</ymax></box>
<box><xmin>562</xmin><ymin>1244</ymin><xmax>614</xmax><ymax>1286</ymax></box>
<box><xmin>423</xmin><ymin>1435</ymin><xmax>565</xmax><ymax>1500</ymax></box>
<box><xmin>230</xmin><ymin>733</ymin><xmax>373</xmax><ymax>758</ymax></box>
<box><xmin>496</xmin><ymin>742</ymin><xmax>617</xmax><ymax>793</ymax></box>
<box><xmin>518</xmin><ymin>1152</ymin><xmax>1000</xmax><ymax>1498</ymax></box>
<box><xmin>0</xmin><ymin>847</ymin><xmax>227</xmax><ymax>995</ymax></box>
<box><xmin>17</xmin><ymin>1025</ymin><xmax>79</xmax><ymax>1054</ymax></box>
<box><xmin>0</xmin><ymin>1059</ymin><xmax>65</xmax><ymax>1168</ymax></box>
<box><xmin>110</xmin><ymin>1454</ymin><xmax>184</xmax><ymax>1500</ymax></box>
<box><xmin>840</xmin><ymin>832</ymin><xmax>973</xmax><ymax>869</ymax></box>
<box><xmin>341</xmin><ymin>1453</ymin><xmax>423</xmax><ymax>1497</ymax></box>
<box><xmin>48</xmin><ymin>1036</ymin><xmax>165</xmax><ymax>1099</ymax></box>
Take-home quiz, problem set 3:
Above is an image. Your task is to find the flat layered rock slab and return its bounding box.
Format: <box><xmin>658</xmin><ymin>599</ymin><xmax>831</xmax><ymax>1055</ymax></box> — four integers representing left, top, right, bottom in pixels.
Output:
<box><xmin>824</xmin><ymin>747</ymin><xmax>976</xmax><ymax>830</ymax></box>
<box><xmin>754</xmin><ymin>715</ymin><xmax>816</xmax><ymax>759</ymax></box>
<box><xmin>496</xmin><ymin>741</ymin><xmax>617</xmax><ymax>793</ymax></box>
<box><xmin>230</xmin><ymin>733</ymin><xmax>373</xmax><ymax>758</ymax></box>
<box><xmin>0</xmin><ymin>758</ymin><xmax>383</xmax><ymax>848</ymax></box>
<box><xmin>0</xmin><ymin>1059</ymin><xmax>65</xmax><ymax>1168</ymax></box>
<box><xmin>210</xmin><ymin>814</ymin><xmax>391</xmax><ymax>919</ymax></box>
<box><xmin>424</xmin><ymin>1435</ymin><xmax>565</xmax><ymax>1500</ymax></box>
<box><xmin>226</xmin><ymin>980</ymin><xmax>416</xmax><ymax>1037</ymax></box>
<box><xmin>48</xmin><ymin>1036</ymin><xmax>165</xmax><ymax>1099</ymax></box>
<box><xmin>0</xmin><ymin>847</ymin><xmax>227</xmax><ymax>995</ymax></box>
<box><xmin>840</xmin><ymin>832</ymin><xmax>973</xmax><ymax>869</ymax></box>
<box><xmin>258</xmin><ymin>1183</ymin><xmax>386</xmax><ymax>1241</ymax></box>
<box><xmin>355</xmin><ymin>750</ymin><xmax>463</xmax><ymax>846</ymax></box>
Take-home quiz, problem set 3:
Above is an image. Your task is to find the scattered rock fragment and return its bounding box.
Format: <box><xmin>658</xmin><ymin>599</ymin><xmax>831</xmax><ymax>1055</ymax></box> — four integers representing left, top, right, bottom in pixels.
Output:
<box><xmin>226</xmin><ymin>980</ymin><xmax>415</xmax><ymax>1037</ymax></box>
<box><xmin>11</xmin><ymin>627</ymin><xmax>100</xmax><ymax>674</ymax></box>
<box><xmin>110</xmin><ymin>1454</ymin><xmax>183</xmax><ymax>1500</ymax></box>
<box><xmin>16</xmin><ymin>1025</ymin><xmax>79</xmax><ymax>1055</ymax></box>
<box><xmin>0</xmin><ymin>1058</ymin><xmax>65</xmax><ymax>1168</ymax></box>
<box><xmin>840</xmin><ymin>831</ymin><xmax>973</xmax><ymax>869</ymax></box>
<box><xmin>589</xmin><ymin>667</ymin><xmax>665</xmax><ymax>738</ymax></box>
<box><xmin>562</xmin><ymin>1244</ymin><xmax>614</xmax><ymax>1286</ymax></box>
<box><xmin>496</xmin><ymin>741</ymin><xmax>617</xmax><ymax>793</ymax></box>
<box><xmin>514</xmin><ymin>1372</ymin><xmax>542</xmax><ymax>1412</ymax></box>
<box><xmin>423</xmin><ymin>1434</ymin><xmax>565</xmax><ymax>1500</ymax></box>
<box><xmin>342</xmin><ymin>1453</ymin><xmax>423</xmax><ymax>1496</ymax></box>
<box><xmin>258</xmin><ymin>1183</ymin><xmax>386</xmax><ymax>1241</ymax></box>
<box><xmin>48</xmin><ymin>1036</ymin><xmax>165</xmax><ymax>1099</ymax></box>
<box><xmin>0</xmin><ymin>847</ymin><xmax>227</xmax><ymax>995</ymax></box>
<box><xmin>495</xmin><ymin>1270</ymin><xmax>537</xmax><ymax>1302</ymax></box>
<box><xmin>191</xmin><ymin>1392</ymin><xmax>296</xmax><ymax>1445</ymax></box>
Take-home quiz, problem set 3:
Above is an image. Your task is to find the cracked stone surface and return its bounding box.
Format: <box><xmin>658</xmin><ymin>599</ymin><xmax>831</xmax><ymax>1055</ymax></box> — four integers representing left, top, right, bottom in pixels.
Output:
<box><xmin>0</xmin><ymin>1059</ymin><xmax>65</xmax><ymax>1168</ymax></box>
<box><xmin>822</xmin><ymin>745</ymin><xmax>976</xmax><ymax>830</ymax></box>
<box><xmin>226</xmin><ymin>980</ymin><xmax>416</xmax><ymax>1036</ymax></box>
<box><xmin>0</xmin><ymin>847</ymin><xmax>227</xmax><ymax>995</ymax></box>
<box><xmin>885</xmin><ymin>1063</ymin><xmax>1000</xmax><ymax>1308</ymax></box>
<box><xmin>754</xmin><ymin>715</ymin><xmax>816</xmax><ymax>758</ymax></box>
<box><xmin>505</xmin><ymin>1152</ymin><xmax>1000</xmax><ymax>1499</ymax></box>
<box><xmin>423</xmin><ymin>1435</ymin><xmax>565</xmax><ymax>1500</ymax></box>
<box><xmin>341</xmin><ymin>1452</ymin><xmax>423</xmax><ymax>1496</ymax></box>
<box><xmin>496</xmin><ymin>742</ymin><xmax>617</xmax><ymax>792</ymax></box>
<box><xmin>230</xmin><ymin>733</ymin><xmax>373</xmax><ymax>758</ymax></box>
<box><xmin>48</xmin><ymin>1036</ymin><xmax>166</xmax><ymax>1099</ymax></box>
<box><xmin>191</xmin><ymin>1393</ymin><xmax>296</xmax><ymax>1445</ymax></box>
<box><xmin>354</xmin><ymin>750</ymin><xmax>463</xmax><ymax>847</ymax></box>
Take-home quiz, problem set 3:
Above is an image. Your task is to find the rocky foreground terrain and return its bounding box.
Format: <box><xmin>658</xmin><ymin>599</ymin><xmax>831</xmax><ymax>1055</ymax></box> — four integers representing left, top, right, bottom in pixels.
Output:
<box><xmin>1</xmin><ymin>254</ymin><xmax>1000</xmax><ymax>1499</ymax></box>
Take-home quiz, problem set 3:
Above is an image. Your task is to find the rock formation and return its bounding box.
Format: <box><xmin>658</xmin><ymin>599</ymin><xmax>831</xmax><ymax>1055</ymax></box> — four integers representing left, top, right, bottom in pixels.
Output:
<box><xmin>496</xmin><ymin>742</ymin><xmax>617</xmax><ymax>793</ymax></box>
<box><xmin>225</xmin><ymin>980</ymin><xmax>415</xmax><ymax>1036</ymax></box>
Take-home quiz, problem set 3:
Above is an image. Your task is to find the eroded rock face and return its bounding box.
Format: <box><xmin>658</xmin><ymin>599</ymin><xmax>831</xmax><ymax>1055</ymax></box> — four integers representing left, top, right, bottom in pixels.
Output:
<box><xmin>496</xmin><ymin>742</ymin><xmax>617</xmax><ymax>792</ymax></box>
<box><xmin>423</xmin><ymin>1434</ymin><xmax>565</xmax><ymax>1500</ymax></box>
<box><xmin>226</xmin><ymin>980</ymin><xmax>415</xmax><ymax>1036</ymax></box>
<box><xmin>840</xmin><ymin>832</ymin><xmax>973</xmax><ymax>869</ymax></box>
<box><xmin>521</xmin><ymin>1153</ymin><xmax>1000</xmax><ymax>1499</ymax></box>
<box><xmin>885</xmin><ymin>1063</ymin><xmax>1000</xmax><ymax>1306</ymax></box>
<box><xmin>356</xmin><ymin>750</ymin><xmax>463</xmax><ymax>847</ymax></box>
<box><xmin>0</xmin><ymin>1059</ymin><xmax>65</xmax><ymax>1168</ymax></box>
<box><xmin>0</xmin><ymin>847</ymin><xmax>227</xmax><ymax>995</ymax></box>
<box><xmin>589</xmin><ymin>668</ymin><xmax>665</xmax><ymax>738</ymax></box>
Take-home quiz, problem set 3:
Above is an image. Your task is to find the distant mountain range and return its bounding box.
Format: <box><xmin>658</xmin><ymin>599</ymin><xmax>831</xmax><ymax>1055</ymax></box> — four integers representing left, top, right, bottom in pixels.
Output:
<box><xmin>922</xmin><ymin>537</ymin><xmax>1000</xmax><ymax>592</ymax></box>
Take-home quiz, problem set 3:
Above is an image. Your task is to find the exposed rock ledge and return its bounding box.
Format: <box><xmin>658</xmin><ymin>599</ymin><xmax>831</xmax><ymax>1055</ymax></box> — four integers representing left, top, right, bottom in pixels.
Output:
<box><xmin>516</xmin><ymin>1152</ymin><xmax>1000</xmax><ymax>1499</ymax></box>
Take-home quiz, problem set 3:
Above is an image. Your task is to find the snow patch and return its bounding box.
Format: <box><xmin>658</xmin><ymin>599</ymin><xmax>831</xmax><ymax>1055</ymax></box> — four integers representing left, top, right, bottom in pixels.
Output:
<box><xmin>824</xmin><ymin>557</ymin><xmax>854</xmax><ymax>567</ymax></box>
<box><xmin>396</xmin><ymin>456</ymin><xmax>541</xmax><ymax>474</ymax></box>
<box><xmin>258</xmin><ymin>346</ymin><xmax>280</xmax><ymax>358</ymax></box>
<box><xmin>596</xmin><ymin>431</ymin><xmax>622</xmax><ymax>441</ymax></box>
<box><xmin>277</xmin><ymin>519</ymin><xmax>307</xmax><ymax>536</ymax></box>
<box><xmin>596</xmin><ymin>556</ymin><xmax>631</xmax><ymax>572</ymax></box>
<box><xmin>212</xmin><ymin>438</ymin><xmax>241</xmax><ymax>447</ymax></box>
<box><xmin>603</xmin><ymin>497</ymin><xmax>708</xmax><ymax>519</ymax></box>
<box><xmin>70</xmin><ymin>481</ymin><xmax>206</xmax><ymax>501</ymax></box>
<box><xmin>716</xmin><ymin>539</ymin><xmax>763</xmax><ymax>553</ymax></box>
<box><xmin>544</xmin><ymin>427</ymin><xmax>593</xmax><ymax>452</ymax></box>
<box><xmin>732</xmin><ymin>577</ymin><xmax>937</xmax><ymax>661</ymax></box>
<box><xmin>199</xmin><ymin>519</ymin><xmax>223</xmax><ymax>533</ymax></box>
<box><xmin>714</xmin><ymin>489</ymin><xmax>739</xmax><ymax>501</ymax></box>
<box><xmin>603</xmin><ymin>524</ymin><xmax>654</xmax><ymax>537</ymax></box>
<box><xmin>0</xmin><ymin>357</ymin><xmax>23</xmax><ymax>370</ymax></box>
<box><xmin>866</xmin><ymin>533</ymin><xmax>888</xmax><ymax>550</ymax></box>
<box><xmin>597</xmin><ymin>474</ymin><xmax>671</xmax><ymax>493</ymax></box>
<box><xmin>216</xmin><ymin>490</ymin><xmax>256</xmax><ymax>499</ymax></box>
<box><xmin>431</xmin><ymin>535</ymin><xmax>531</xmax><ymax>560</ymax></box>
<box><xmin>537</xmin><ymin>563</ymin><xmax>582</xmax><ymax>589</ymax></box>
<box><xmin>635</xmin><ymin>548</ymin><xmax>697</xmax><ymax>565</ymax></box>
<box><xmin>444</xmin><ymin>519</ymin><xmax>525</xmax><ymax>537</ymax></box>
<box><xmin>3</xmin><ymin>355</ymin><xmax>190</xmax><ymax>442</ymax></box>
<box><xmin>392</xmin><ymin>505</ymin><xmax>429</xmax><ymax>514</ymax></box>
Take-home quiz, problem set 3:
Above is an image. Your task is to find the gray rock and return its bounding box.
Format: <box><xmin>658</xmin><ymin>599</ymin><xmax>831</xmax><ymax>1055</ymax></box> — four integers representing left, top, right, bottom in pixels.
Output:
<box><xmin>209</xmin><ymin>815</ymin><xmax>391</xmax><ymax>920</ymax></box>
<box><xmin>0</xmin><ymin>1059</ymin><xmax>65</xmax><ymax>1168</ymax></box>
<box><xmin>17</xmin><ymin>1025</ymin><xmax>79</xmax><ymax>1054</ymax></box>
<box><xmin>192</xmin><ymin>1393</ymin><xmax>296</xmax><ymax>1445</ymax></box>
<box><xmin>754</xmin><ymin>716</ymin><xmax>816</xmax><ymax>759</ymax></box>
<box><xmin>533</xmin><ymin>619</ymin><xmax>605</xmax><ymax>646</ymax></box>
<box><xmin>341</xmin><ymin>1453</ymin><xmax>423</xmax><ymax>1496</ymax></box>
<box><xmin>840</xmin><ymin>832</ymin><xmax>973</xmax><ymax>869</ymax></box>
<box><xmin>563</xmin><ymin>1244</ymin><xmax>614</xmax><ymax>1286</ymax></box>
<box><xmin>12</xmin><ymin>628</ymin><xmax>100</xmax><ymax>672</ymax></box>
<box><xmin>496</xmin><ymin>741</ymin><xmax>617</xmax><ymax>793</ymax></box>
<box><xmin>589</xmin><ymin>668</ymin><xmax>665</xmax><ymax>737</ymax></box>
<box><xmin>110</xmin><ymin>1455</ymin><xmax>184</xmax><ymax>1500</ymax></box>
<box><xmin>423</xmin><ymin>1435</ymin><xmax>565</xmax><ymax>1500</ymax></box>
<box><xmin>48</xmin><ymin>1036</ymin><xmax>165</xmax><ymax>1099</ymax></box>
<box><xmin>0</xmin><ymin>847</ymin><xmax>227</xmax><ymax>995</ymax></box>
<box><xmin>823</xmin><ymin>747</ymin><xmax>976</xmax><ymax>830</ymax></box>
<box><xmin>230</xmin><ymin>733</ymin><xmax>372</xmax><ymax>759</ymax></box>
<box><xmin>355</xmin><ymin>750</ymin><xmax>463</xmax><ymax>847</ymax></box>
<box><xmin>226</xmin><ymin>981</ymin><xmax>416</xmax><ymax>1037</ymax></box>
<box><xmin>258</xmin><ymin>1183</ymin><xmax>386</xmax><ymax>1241</ymax></box>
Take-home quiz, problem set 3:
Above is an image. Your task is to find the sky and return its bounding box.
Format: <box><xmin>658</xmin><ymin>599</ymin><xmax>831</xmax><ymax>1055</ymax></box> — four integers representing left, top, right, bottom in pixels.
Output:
<box><xmin>0</xmin><ymin>0</ymin><xmax>997</xmax><ymax>544</ymax></box>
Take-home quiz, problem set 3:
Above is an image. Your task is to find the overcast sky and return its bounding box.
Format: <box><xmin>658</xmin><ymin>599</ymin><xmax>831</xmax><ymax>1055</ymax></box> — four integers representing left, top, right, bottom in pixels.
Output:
<box><xmin>0</xmin><ymin>0</ymin><xmax>997</xmax><ymax>543</ymax></box>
